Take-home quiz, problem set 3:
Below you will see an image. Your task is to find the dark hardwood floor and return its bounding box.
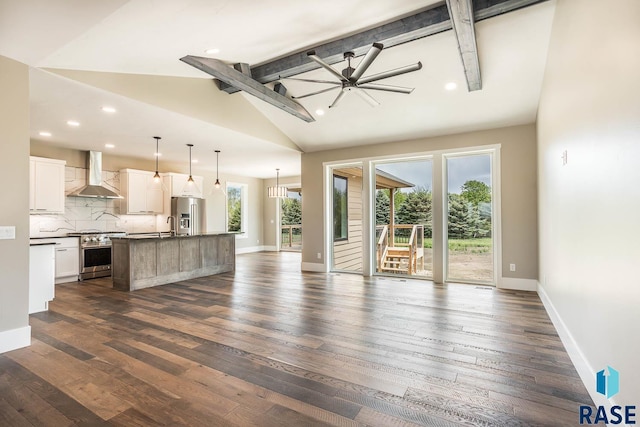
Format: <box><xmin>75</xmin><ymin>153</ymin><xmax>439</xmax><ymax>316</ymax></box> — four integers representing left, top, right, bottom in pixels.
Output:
<box><xmin>1</xmin><ymin>252</ymin><xmax>592</xmax><ymax>426</ymax></box>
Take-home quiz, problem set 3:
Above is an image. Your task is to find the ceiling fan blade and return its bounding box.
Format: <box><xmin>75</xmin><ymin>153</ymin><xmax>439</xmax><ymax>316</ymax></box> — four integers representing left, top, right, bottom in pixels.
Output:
<box><xmin>357</xmin><ymin>83</ymin><xmax>414</xmax><ymax>94</ymax></box>
<box><xmin>349</xmin><ymin>42</ymin><xmax>383</xmax><ymax>82</ymax></box>
<box><xmin>354</xmin><ymin>88</ymin><xmax>380</xmax><ymax>107</ymax></box>
<box><xmin>292</xmin><ymin>86</ymin><xmax>340</xmax><ymax>100</ymax></box>
<box><xmin>329</xmin><ymin>89</ymin><xmax>347</xmax><ymax>108</ymax></box>
<box><xmin>357</xmin><ymin>62</ymin><xmax>423</xmax><ymax>85</ymax></box>
<box><xmin>307</xmin><ymin>50</ymin><xmax>349</xmax><ymax>82</ymax></box>
<box><xmin>281</xmin><ymin>76</ymin><xmax>342</xmax><ymax>85</ymax></box>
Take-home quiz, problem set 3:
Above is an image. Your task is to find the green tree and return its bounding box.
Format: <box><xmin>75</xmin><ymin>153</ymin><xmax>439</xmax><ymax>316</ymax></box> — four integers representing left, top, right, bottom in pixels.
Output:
<box><xmin>227</xmin><ymin>186</ymin><xmax>242</xmax><ymax>232</ymax></box>
<box><xmin>281</xmin><ymin>198</ymin><xmax>301</xmax><ymax>225</ymax></box>
<box><xmin>375</xmin><ymin>190</ymin><xmax>390</xmax><ymax>225</ymax></box>
<box><xmin>460</xmin><ymin>180</ymin><xmax>491</xmax><ymax>207</ymax></box>
<box><xmin>396</xmin><ymin>188</ymin><xmax>432</xmax><ymax>238</ymax></box>
<box><xmin>448</xmin><ymin>193</ymin><xmax>471</xmax><ymax>239</ymax></box>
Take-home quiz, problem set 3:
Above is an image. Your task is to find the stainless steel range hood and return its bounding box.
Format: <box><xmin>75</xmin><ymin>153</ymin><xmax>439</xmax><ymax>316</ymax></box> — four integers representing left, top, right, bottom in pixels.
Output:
<box><xmin>69</xmin><ymin>151</ymin><xmax>122</xmax><ymax>199</ymax></box>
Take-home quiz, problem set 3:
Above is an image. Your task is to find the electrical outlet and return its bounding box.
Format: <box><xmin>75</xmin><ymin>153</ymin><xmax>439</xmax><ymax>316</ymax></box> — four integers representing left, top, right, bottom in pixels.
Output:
<box><xmin>317</xmin><ymin>252</ymin><xmax>321</xmax><ymax>259</ymax></box>
<box><xmin>509</xmin><ymin>263</ymin><xmax>516</xmax><ymax>272</ymax></box>
<box><xmin>0</xmin><ymin>226</ymin><xmax>16</xmax><ymax>240</ymax></box>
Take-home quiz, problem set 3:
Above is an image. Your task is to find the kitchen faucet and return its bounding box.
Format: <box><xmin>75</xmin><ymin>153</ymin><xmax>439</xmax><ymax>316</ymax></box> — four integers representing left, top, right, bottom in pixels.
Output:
<box><xmin>167</xmin><ymin>216</ymin><xmax>177</xmax><ymax>236</ymax></box>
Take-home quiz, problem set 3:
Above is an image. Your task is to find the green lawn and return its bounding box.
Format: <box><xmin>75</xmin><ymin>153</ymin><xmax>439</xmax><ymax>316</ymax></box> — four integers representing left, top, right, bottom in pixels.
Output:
<box><xmin>420</xmin><ymin>237</ymin><xmax>492</xmax><ymax>253</ymax></box>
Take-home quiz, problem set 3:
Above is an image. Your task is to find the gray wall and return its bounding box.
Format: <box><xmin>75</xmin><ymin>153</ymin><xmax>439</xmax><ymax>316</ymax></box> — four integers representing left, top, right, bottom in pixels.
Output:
<box><xmin>537</xmin><ymin>0</ymin><xmax>640</xmax><ymax>405</ymax></box>
<box><xmin>301</xmin><ymin>124</ymin><xmax>538</xmax><ymax>280</ymax></box>
<box><xmin>0</xmin><ymin>55</ymin><xmax>30</xmax><ymax>349</ymax></box>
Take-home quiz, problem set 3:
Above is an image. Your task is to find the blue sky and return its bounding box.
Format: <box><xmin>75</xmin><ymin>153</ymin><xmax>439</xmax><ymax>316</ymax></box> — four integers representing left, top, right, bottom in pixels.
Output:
<box><xmin>376</xmin><ymin>155</ymin><xmax>491</xmax><ymax>194</ymax></box>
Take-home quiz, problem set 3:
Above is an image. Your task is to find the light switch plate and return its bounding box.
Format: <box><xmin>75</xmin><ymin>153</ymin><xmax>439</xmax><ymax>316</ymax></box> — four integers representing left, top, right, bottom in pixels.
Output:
<box><xmin>0</xmin><ymin>226</ymin><xmax>16</xmax><ymax>240</ymax></box>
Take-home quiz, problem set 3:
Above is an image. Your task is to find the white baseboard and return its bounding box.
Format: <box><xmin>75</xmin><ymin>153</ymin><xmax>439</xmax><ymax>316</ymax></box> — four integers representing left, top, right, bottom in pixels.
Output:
<box><xmin>301</xmin><ymin>262</ymin><xmax>328</xmax><ymax>273</ymax></box>
<box><xmin>537</xmin><ymin>283</ymin><xmax>608</xmax><ymax>408</ymax></box>
<box><xmin>499</xmin><ymin>277</ymin><xmax>537</xmax><ymax>291</ymax></box>
<box><xmin>0</xmin><ymin>325</ymin><xmax>31</xmax><ymax>354</ymax></box>
<box><xmin>262</xmin><ymin>246</ymin><xmax>277</xmax><ymax>252</ymax></box>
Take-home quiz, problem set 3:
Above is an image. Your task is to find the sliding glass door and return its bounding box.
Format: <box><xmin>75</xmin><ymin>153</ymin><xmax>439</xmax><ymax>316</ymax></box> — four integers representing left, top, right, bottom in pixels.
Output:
<box><xmin>374</xmin><ymin>159</ymin><xmax>433</xmax><ymax>279</ymax></box>
<box><xmin>445</xmin><ymin>153</ymin><xmax>494</xmax><ymax>283</ymax></box>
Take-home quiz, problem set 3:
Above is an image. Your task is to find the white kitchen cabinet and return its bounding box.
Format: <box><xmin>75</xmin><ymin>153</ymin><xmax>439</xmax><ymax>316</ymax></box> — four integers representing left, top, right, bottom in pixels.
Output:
<box><xmin>29</xmin><ymin>243</ymin><xmax>55</xmax><ymax>314</ymax></box>
<box><xmin>54</xmin><ymin>237</ymin><xmax>79</xmax><ymax>283</ymax></box>
<box><xmin>119</xmin><ymin>169</ymin><xmax>164</xmax><ymax>214</ymax></box>
<box><xmin>163</xmin><ymin>172</ymin><xmax>204</xmax><ymax>199</ymax></box>
<box><xmin>30</xmin><ymin>156</ymin><xmax>66</xmax><ymax>214</ymax></box>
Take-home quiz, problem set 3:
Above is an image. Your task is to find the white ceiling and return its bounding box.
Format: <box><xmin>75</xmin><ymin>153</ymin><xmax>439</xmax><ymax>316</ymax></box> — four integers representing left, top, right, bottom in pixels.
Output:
<box><xmin>0</xmin><ymin>0</ymin><xmax>556</xmax><ymax>178</ymax></box>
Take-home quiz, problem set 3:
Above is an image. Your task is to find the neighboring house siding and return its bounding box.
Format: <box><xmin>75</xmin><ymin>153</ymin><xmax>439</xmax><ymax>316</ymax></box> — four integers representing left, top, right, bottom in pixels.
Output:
<box><xmin>334</xmin><ymin>174</ymin><xmax>363</xmax><ymax>272</ymax></box>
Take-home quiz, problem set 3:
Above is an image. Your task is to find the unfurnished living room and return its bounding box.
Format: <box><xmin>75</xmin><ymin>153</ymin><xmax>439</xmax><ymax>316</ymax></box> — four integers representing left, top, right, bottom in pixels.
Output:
<box><xmin>1</xmin><ymin>0</ymin><xmax>639</xmax><ymax>426</ymax></box>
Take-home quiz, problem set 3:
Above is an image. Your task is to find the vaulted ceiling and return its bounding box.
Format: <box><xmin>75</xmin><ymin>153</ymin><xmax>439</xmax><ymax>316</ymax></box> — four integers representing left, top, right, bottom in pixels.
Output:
<box><xmin>0</xmin><ymin>0</ymin><xmax>556</xmax><ymax>178</ymax></box>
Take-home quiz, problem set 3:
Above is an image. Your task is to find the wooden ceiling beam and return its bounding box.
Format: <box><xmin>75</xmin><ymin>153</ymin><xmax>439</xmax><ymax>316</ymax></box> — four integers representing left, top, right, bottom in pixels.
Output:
<box><xmin>446</xmin><ymin>0</ymin><xmax>481</xmax><ymax>91</ymax></box>
<box><xmin>217</xmin><ymin>0</ymin><xmax>548</xmax><ymax>94</ymax></box>
<box><xmin>180</xmin><ymin>55</ymin><xmax>314</xmax><ymax>122</ymax></box>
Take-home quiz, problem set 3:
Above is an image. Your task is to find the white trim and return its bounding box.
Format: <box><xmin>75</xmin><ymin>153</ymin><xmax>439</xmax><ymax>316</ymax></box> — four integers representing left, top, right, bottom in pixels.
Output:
<box><xmin>537</xmin><ymin>283</ymin><xmax>610</xmax><ymax>409</ymax></box>
<box><xmin>235</xmin><ymin>245</ymin><xmax>274</xmax><ymax>254</ymax></box>
<box><xmin>0</xmin><ymin>325</ymin><xmax>31</xmax><ymax>354</ymax></box>
<box><xmin>499</xmin><ymin>277</ymin><xmax>537</xmax><ymax>291</ymax></box>
<box><xmin>301</xmin><ymin>262</ymin><xmax>328</xmax><ymax>273</ymax></box>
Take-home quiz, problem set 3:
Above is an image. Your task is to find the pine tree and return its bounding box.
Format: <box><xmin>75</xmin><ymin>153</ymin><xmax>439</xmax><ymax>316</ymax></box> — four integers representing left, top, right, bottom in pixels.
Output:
<box><xmin>375</xmin><ymin>190</ymin><xmax>390</xmax><ymax>225</ymax></box>
<box><xmin>396</xmin><ymin>189</ymin><xmax>432</xmax><ymax>238</ymax></box>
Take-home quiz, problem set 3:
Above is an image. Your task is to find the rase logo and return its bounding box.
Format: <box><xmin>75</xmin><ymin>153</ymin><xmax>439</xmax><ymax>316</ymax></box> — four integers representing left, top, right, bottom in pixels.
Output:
<box><xmin>579</xmin><ymin>366</ymin><xmax>636</xmax><ymax>425</ymax></box>
<box><xmin>597</xmin><ymin>366</ymin><xmax>620</xmax><ymax>399</ymax></box>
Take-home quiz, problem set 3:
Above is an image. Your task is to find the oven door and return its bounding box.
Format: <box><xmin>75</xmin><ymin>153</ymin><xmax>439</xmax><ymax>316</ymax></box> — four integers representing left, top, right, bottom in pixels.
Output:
<box><xmin>80</xmin><ymin>245</ymin><xmax>112</xmax><ymax>280</ymax></box>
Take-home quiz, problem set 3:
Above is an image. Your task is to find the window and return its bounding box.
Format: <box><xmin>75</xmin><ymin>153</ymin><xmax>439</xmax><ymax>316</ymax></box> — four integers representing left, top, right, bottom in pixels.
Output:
<box><xmin>227</xmin><ymin>182</ymin><xmax>247</xmax><ymax>234</ymax></box>
<box><xmin>333</xmin><ymin>175</ymin><xmax>348</xmax><ymax>241</ymax></box>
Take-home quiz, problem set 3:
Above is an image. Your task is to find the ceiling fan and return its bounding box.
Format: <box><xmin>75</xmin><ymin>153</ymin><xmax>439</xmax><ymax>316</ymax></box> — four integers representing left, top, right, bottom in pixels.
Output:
<box><xmin>285</xmin><ymin>42</ymin><xmax>422</xmax><ymax>109</ymax></box>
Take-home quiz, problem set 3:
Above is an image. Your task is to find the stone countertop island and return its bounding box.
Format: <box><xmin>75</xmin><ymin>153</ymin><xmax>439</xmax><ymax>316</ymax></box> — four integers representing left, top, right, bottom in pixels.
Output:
<box><xmin>111</xmin><ymin>233</ymin><xmax>235</xmax><ymax>291</ymax></box>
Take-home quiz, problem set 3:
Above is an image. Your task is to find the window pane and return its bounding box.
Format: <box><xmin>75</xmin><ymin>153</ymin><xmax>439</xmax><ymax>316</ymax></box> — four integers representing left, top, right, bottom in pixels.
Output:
<box><xmin>446</xmin><ymin>154</ymin><xmax>493</xmax><ymax>283</ymax></box>
<box><xmin>333</xmin><ymin>175</ymin><xmax>348</xmax><ymax>241</ymax></box>
<box><xmin>227</xmin><ymin>184</ymin><xmax>243</xmax><ymax>232</ymax></box>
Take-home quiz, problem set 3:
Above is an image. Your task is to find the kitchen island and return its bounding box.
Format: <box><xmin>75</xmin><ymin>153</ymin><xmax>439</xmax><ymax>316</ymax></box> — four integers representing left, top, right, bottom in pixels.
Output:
<box><xmin>111</xmin><ymin>233</ymin><xmax>235</xmax><ymax>291</ymax></box>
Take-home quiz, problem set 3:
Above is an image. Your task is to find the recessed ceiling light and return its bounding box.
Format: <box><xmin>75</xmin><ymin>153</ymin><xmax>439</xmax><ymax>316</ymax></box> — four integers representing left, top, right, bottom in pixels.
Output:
<box><xmin>445</xmin><ymin>82</ymin><xmax>457</xmax><ymax>91</ymax></box>
<box><xmin>205</xmin><ymin>48</ymin><xmax>220</xmax><ymax>55</ymax></box>
<box><xmin>67</xmin><ymin>120</ymin><xmax>80</xmax><ymax>127</ymax></box>
<box><xmin>101</xmin><ymin>106</ymin><xmax>117</xmax><ymax>113</ymax></box>
<box><xmin>39</xmin><ymin>131</ymin><xmax>52</xmax><ymax>137</ymax></box>
<box><xmin>316</xmin><ymin>109</ymin><xmax>325</xmax><ymax>116</ymax></box>
<box><xmin>105</xmin><ymin>143</ymin><xmax>115</xmax><ymax>148</ymax></box>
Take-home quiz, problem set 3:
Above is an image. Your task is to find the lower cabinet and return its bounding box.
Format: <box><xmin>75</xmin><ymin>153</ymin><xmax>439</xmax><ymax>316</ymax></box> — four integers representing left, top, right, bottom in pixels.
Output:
<box><xmin>55</xmin><ymin>237</ymin><xmax>79</xmax><ymax>283</ymax></box>
<box><xmin>29</xmin><ymin>244</ymin><xmax>55</xmax><ymax>314</ymax></box>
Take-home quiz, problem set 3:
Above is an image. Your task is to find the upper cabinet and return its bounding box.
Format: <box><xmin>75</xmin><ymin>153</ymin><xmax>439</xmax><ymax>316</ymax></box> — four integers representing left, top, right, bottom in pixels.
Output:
<box><xmin>119</xmin><ymin>169</ymin><xmax>164</xmax><ymax>214</ymax></box>
<box><xmin>30</xmin><ymin>156</ymin><xmax>66</xmax><ymax>214</ymax></box>
<box><xmin>163</xmin><ymin>172</ymin><xmax>204</xmax><ymax>199</ymax></box>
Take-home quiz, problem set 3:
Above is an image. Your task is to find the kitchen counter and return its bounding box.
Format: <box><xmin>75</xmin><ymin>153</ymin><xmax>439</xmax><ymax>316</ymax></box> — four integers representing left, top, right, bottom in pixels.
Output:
<box><xmin>111</xmin><ymin>233</ymin><xmax>235</xmax><ymax>291</ymax></box>
<box><xmin>111</xmin><ymin>232</ymin><xmax>235</xmax><ymax>240</ymax></box>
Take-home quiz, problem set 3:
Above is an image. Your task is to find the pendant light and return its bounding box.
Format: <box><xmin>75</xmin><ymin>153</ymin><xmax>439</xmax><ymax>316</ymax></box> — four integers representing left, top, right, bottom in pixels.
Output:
<box><xmin>152</xmin><ymin>136</ymin><xmax>161</xmax><ymax>183</ymax></box>
<box><xmin>268</xmin><ymin>168</ymin><xmax>288</xmax><ymax>198</ymax></box>
<box><xmin>214</xmin><ymin>149</ymin><xmax>221</xmax><ymax>188</ymax></box>
<box><xmin>186</xmin><ymin>143</ymin><xmax>195</xmax><ymax>185</ymax></box>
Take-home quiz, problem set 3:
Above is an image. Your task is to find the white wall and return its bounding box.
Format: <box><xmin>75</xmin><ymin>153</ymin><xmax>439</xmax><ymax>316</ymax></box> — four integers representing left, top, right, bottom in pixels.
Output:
<box><xmin>537</xmin><ymin>0</ymin><xmax>640</xmax><ymax>406</ymax></box>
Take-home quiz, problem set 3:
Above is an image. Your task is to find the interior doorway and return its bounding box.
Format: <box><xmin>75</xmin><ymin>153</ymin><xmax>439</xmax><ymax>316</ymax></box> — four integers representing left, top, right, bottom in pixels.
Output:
<box><xmin>280</xmin><ymin>187</ymin><xmax>302</xmax><ymax>252</ymax></box>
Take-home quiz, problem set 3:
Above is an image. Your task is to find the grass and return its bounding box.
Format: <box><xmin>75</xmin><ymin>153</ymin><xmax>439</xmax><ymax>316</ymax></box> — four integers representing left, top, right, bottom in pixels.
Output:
<box><xmin>420</xmin><ymin>237</ymin><xmax>492</xmax><ymax>253</ymax></box>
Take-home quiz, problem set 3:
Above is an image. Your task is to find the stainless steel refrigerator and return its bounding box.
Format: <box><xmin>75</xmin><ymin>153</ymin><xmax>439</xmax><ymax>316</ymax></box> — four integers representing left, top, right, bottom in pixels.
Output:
<box><xmin>171</xmin><ymin>197</ymin><xmax>206</xmax><ymax>235</ymax></box>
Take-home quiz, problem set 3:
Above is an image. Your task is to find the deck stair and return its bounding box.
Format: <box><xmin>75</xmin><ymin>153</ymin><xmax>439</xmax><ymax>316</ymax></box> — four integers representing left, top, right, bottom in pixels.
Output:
<box><xmin>380</xmin><ymin>247</ymin><xmax>412</xmax><ymax>273</ymax></box>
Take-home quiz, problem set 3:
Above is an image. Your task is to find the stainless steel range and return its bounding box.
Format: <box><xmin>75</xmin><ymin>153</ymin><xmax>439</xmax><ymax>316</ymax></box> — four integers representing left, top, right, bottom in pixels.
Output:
<box><xmin>68</xmin><ymin>232</ymin><xmax>126</xmax><ymax>280</ymax></box>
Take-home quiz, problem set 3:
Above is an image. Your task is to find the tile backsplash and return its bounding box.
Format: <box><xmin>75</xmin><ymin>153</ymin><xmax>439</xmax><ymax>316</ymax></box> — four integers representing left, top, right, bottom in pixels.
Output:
<box><xmin>29</xmin><ymin>166</ymin><xmax>159</xmax><ymax>237</ymax></box>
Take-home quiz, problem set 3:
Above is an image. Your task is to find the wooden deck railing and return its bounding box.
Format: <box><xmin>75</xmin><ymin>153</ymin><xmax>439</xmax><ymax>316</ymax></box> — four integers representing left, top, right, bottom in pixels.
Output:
<box><xmin>281</xmin><ymin>224</ymin><xmax>302</xmax><ymax>247</ymax></box>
